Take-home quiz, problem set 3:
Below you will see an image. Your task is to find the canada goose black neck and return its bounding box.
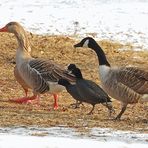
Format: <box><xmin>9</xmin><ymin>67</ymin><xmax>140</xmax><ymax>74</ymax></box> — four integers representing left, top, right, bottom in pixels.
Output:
<box><xmin>89</xmin><ymin>39</ymin><xmax>110</xmax><ymax>67</ymax></box>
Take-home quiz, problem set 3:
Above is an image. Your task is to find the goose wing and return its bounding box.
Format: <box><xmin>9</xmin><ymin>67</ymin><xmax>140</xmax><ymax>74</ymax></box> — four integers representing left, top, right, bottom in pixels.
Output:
<box><xmin>116</xmin><ymin>67</ymin><xmax>148</xmax><ymax>94</ymax></box>
<box><xmin>19</xmin><ymin>58</ymin><xmax>75</xmax><ymax>94</ymax></box>
<box><xmin>29</xmin><ymin>59</ymin><xmax>76</xmax><ymax>83</ymax></box>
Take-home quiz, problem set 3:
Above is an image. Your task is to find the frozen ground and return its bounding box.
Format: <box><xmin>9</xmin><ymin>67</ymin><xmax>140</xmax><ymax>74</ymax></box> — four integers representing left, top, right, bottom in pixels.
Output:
<box><xmin>0</xmin><ymin>134</ymin><xmax>147</xmax><ymax>148</ymax></box>
<box><xmin>0</xmin><ymin>0</ymin><xmax>148</xmax><ymax>50</ymax></box>
<box><xmin>0</xmin><ymin>126</ymin><xmax>147</xmax><ymax>148</ymax></box>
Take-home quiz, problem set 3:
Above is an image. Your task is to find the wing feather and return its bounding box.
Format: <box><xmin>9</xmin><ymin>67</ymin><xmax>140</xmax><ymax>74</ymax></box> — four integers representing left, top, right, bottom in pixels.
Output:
<box><xmin>29</xmin><ymin>59</ymin><xmax>76</xmax><ymax>82</ymax></box>
<box><xmin>116</xmin><ymin>67</ymin><xmax>148</xmax><ymax>94</ymax></box>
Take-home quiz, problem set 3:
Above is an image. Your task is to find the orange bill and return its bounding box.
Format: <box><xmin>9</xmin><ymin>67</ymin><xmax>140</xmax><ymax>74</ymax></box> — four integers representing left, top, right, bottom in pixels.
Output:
<box><xmin>0</xmin><ymin>26</ymin><xmax>7</xmax><ymax>32</ymax></box>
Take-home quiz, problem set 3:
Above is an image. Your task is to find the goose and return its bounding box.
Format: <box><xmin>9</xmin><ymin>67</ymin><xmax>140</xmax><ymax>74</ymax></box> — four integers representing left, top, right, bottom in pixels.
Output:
<box><xmin>0</xmin><ymin>21</ymin><xmax>76</xmax><ymax>109</ymax></box>
<box><xmin>74</xmin><ymin>37</ymin><xmax>148</xmax><ymax>120</ymax></box>
<box><xmin>59</xmin><ymin>64</ymin><xmax>114</xmax><ymax>115</ymax></box>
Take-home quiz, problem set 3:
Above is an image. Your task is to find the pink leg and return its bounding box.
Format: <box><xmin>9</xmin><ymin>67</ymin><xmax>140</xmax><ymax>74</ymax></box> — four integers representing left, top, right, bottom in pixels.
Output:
<box><xmin>9</xmin><ymin>95</ymin><xmax>37</xmax><ymax>104</ymax></box>
<box><xmin>26</xmin><ymin>95</ymin><xmax>40</xmax><ymax>107</ymax></box>
<box><xmin>53</xmin><ymin>94</ymin><xmax>58</xmax><ymax>110</ymax></box>
<box><xmin>23</xmin><ymin>89</ymin><xmax>40</xmax><ymax>105</ymax></box>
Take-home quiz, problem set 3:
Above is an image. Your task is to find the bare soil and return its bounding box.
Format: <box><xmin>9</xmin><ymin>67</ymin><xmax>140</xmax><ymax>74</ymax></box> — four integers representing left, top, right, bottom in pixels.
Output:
<box><xmin>0</xmin><ymin>33</ymin><xmax>147</xmax><ymax>133</ymax></box>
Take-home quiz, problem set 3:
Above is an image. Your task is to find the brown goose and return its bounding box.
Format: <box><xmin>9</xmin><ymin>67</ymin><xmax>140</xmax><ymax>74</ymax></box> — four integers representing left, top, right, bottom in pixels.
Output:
<box><xmin>74</xmin><ymin>37</ymin><xmax>148</xmax><ymax>120</ymax></box>
<box><xmin>0</xmin><ymin>22</ymin><xmax>76</xmax><ymax>109</ymax></box>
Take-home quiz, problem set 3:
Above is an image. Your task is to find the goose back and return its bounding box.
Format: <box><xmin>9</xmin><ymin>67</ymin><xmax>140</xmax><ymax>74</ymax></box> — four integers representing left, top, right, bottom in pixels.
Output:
<box><xmin>117</xmin><ymin>67</ymin><xmax>148</xmax><ymax>94</ymax></box>
<box><xmin>29</xmin><ymin>59</ymin><xmax>76</xmax><ymax>82</ymax></box>
<box><xmin>99</xmin><ymin>66</ymin><xmax>148</xmax><ymax>104</ymax></box>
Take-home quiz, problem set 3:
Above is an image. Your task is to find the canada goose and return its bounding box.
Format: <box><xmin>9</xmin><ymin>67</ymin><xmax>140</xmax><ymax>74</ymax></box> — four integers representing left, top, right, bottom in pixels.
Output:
<box><xmin>0</xmin><ymin>22</ymin><xmax>76</xmax><ymax>109</ymax></box>
<box><xmin>59</xmin><ymin>64</ymin><xmax>114</xmax><ymax>115</ymax></box>
<box><xmin>74</xmin><ymin>37</ymin><xmax>148</xmax><ymax>120</ymax></box>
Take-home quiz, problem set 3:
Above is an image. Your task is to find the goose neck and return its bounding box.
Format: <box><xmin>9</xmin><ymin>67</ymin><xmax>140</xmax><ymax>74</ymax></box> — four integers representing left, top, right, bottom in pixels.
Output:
<box><xmin>92</xmin><ymin>43</ymin><xmax>110</xmax><ymax>67</ymax></box>
<box><xmin>14</xmin><ymin>29</ymin><xmax>31</xmax><ymax>53</ymax></box>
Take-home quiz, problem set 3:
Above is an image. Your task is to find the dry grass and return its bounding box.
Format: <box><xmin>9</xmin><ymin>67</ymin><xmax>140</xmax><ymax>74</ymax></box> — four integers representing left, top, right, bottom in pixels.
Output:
<box><xmin>0</xmin><ymin>33</ymin><xmax>147</xmax><ymax>133</ymax></box>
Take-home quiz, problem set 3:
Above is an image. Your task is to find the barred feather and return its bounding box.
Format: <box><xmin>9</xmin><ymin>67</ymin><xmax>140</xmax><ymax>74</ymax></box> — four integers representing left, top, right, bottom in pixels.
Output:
<box><xmin>17</xmin><ymin>58</ymin><xmax>76</xmax><ymax>94</ymax></box>
<box><xmin>99</xmin><ymin>66</ymin><xmax>148</xmax><ymax>104</ymax></box>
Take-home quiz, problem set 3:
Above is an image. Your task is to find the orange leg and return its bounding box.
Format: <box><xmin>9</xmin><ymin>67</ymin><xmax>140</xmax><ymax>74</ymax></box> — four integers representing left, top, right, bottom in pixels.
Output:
<box><xmin>22</xmin><ymin>89</ymin><xmax>40</xmax><ymax>105</ymax></box>
<box><xmin>9</xmin><ymin>95</ymin><xmax>37</xmax><ymax>104</ymax></box>
<box><xmin>53</xmin><ymin>94</ymin><xmax>58</xmax><ymax>110</ymax></box>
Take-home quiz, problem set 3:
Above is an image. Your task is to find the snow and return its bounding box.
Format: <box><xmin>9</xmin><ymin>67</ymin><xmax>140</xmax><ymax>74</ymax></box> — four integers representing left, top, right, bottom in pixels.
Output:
<box><xmin>0</xmin><ymin>127</ymin><xmax>147</xmax><ymax>148</ymax></box>
<box><xmin>0</xmin><ymin>0</ymin><xmax>148</xmax><ymax>50</ymax></box>
<box><xmin>0</xmin><ymin>134</ymin><xmax>147</xmax><ymax>148</ymax></box>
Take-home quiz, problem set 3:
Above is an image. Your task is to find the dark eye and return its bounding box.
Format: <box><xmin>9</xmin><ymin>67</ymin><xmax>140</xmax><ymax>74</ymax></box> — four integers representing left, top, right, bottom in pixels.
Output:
<box><xmin>8</xmin><ymin>22</ymin><xmax>13</xmax><ymax>26</ymax></box>
<box><xmin>8</xmin><ymin>23</ymin><xmax>11</xmax><ymax>26</ymax></box>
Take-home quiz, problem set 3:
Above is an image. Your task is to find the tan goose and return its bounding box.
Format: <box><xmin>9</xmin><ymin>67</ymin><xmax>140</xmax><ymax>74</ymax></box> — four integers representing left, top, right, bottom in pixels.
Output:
<box><xmin>74</xmin><ymin>37</ymin><xmax>148</xmax><ymax>120</ymax></box>
<box><xmin>0</xmin><ymin>22</ymin><xmax>76</xmax><ymax>109</ymax></box>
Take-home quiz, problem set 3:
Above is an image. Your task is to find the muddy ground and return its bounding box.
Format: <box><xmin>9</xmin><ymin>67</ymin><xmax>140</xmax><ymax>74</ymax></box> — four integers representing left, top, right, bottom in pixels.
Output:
<box><xmin>0</xmin><ymin>33</ymin><xmax>147</xmax><ymax>134</ymax></box>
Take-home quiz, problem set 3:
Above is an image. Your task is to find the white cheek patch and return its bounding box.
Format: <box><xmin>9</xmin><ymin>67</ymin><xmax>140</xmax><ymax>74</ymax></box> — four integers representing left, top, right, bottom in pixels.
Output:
<box><xmin>83</xmin><ymin>39</ymin><xmax>89</xmax><ymax>47</ymax></box>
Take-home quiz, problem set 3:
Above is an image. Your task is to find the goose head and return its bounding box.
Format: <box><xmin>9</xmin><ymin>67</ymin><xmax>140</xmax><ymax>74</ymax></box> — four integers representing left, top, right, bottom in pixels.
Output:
<box><xmin>74</xmin><ymin>37</ymin><xmax>110</xmax><ymax>66</ymax></box>
<box><xmin>74</xmin><ymin>37</ymin><xmax>97</xmax><ymax>49</ymax></box>
<box><xmin>0</xmin><ymin>22</ymin><xmax>31</xmax><ymax>53</ymax></box>
<box><xmin>0</xmin><ymin>22</ymin><xmax>24</xmax><ymax>34</ymax></box>
<box><xmin>58</xmin><ymin>79</ymin><xmax>71</xmax><ymax>87</ymax></box>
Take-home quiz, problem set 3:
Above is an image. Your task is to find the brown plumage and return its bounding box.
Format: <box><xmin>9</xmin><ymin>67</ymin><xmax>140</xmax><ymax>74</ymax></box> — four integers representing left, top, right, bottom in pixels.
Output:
<box><xmin>0</xmin><ymin>21</ymin><xmax>76</xmax><ymax>109</ymax></box>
